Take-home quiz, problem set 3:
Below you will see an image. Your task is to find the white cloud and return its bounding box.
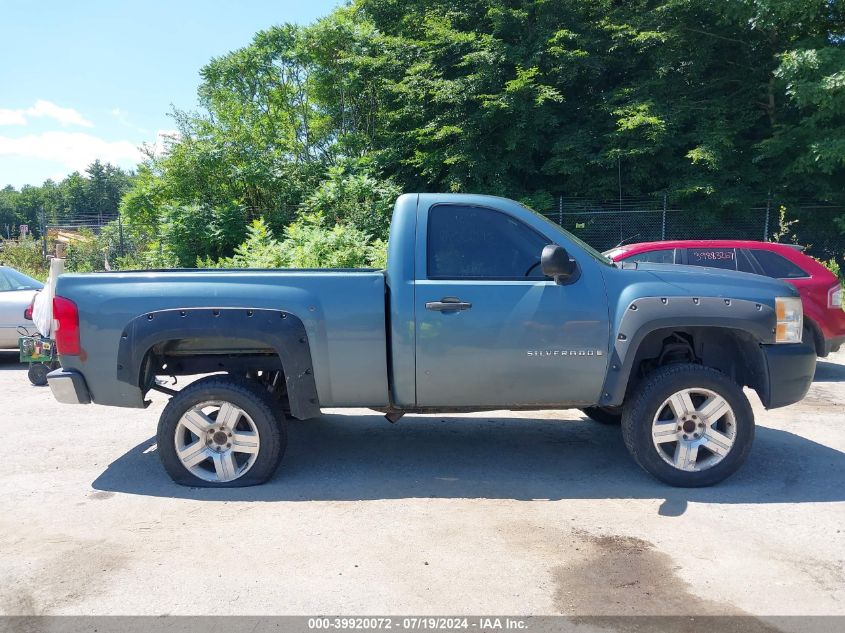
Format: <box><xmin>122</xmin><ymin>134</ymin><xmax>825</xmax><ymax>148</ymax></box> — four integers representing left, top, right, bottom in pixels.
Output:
<box><xmin>0</xmin><ymin>109</ymin><xmax>27</xmax><ymax>126</ymax></box>
<box><xmin>0</xmin><ymin>131</ymin><xmax>144</xmax><ymax>173</ymax></box>
<box><xmin>0</xmin><ymin>100</ymin><xmax>94</xmax><ymax>127</ymax></box>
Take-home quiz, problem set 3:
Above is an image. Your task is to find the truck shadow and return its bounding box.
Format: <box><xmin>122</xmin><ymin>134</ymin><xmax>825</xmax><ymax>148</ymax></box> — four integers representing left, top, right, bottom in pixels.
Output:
<box><xmin>92</xmin><ymin>411</ymin><xmax>845</xmax><ymax>512</ymax></box>
<box><xmin>814</xmin><ymin>359</ymin><xmax>845</xmax><ymax>382</ymax></box>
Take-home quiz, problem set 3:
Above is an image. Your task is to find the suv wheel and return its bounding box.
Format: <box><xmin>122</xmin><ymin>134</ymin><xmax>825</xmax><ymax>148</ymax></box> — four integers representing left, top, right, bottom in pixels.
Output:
<box><xmin>621</xmin><ymin>364</ymin><xmax>754</xmax><ymax>487</ymax></box>
<box><xmin>157</xmin><ymin>376</ymin><xmax>286</xmax><ymax>487</ymax></box>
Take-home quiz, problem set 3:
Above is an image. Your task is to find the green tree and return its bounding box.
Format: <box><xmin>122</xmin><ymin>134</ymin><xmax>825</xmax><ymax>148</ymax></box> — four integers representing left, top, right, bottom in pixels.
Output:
<box><xmin>302</xmin><ymin>164</ymin><xmax>401</xmax><ymax>239</ymax></box>
<box><xmin>115</xmin><ymin>0</ymin><xmax>844</xmax><ymax>267</ymax></box>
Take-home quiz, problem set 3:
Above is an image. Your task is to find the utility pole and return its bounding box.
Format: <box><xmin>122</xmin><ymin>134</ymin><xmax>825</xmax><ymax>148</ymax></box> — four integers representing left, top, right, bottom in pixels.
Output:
<box><xmin>617</xmin><ymin>157</ymin><xmax>622</xmax><ymax>212</ymax></box>
<box><xmin>763</xmin><ymin>190</ymin><xmax>771</xmax><ymax>241</ymax></box>
<box><xmin>40</xmin><ymin>208</ymin><xmax>47</xmax><ymax>259</ymax></box>
<box><xmin>662</xmin><ymin>193</ymin><xmax>667</xmax><ymax>240</ymax></box>
<box><xmin>118</xmin><ymin>210</ymin><xmax>125</xmax><ymax>256</ymax></box>
<box><xmin>618</xmin><ymin>156</ymin><xmax>624</xmax><ymax>244</ymax></box>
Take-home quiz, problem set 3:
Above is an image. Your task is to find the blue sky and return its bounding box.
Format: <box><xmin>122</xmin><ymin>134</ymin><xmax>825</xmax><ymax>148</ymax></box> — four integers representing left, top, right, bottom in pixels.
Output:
<box><xmin>0</xmin><ymin>0</ymin><xmax>341</xmax><ymax>188</ymax></box>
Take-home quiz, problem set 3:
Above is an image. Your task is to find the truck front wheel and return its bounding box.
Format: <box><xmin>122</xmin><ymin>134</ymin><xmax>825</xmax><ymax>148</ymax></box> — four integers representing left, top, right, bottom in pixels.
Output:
<box><xmin>621</xmin><ymin>364</ymin><xmax>754</xmax><ymax>487</ymax></box>
<box><xmin>156</xmin><ymin>376</ymin><xmax>287</xmax><ymax>487</ymax></box>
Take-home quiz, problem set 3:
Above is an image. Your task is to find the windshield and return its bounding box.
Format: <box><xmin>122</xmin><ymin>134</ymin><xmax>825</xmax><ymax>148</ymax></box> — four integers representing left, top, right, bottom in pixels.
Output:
<box><xmin>1</xmin><ymin>267</ymin><xmax>43</xmax><ymax>290</ymax></box>
<box><xmin>521</xmin><ymin>205</ymin><xmax>616</xmax><ymax>266</ymax></box>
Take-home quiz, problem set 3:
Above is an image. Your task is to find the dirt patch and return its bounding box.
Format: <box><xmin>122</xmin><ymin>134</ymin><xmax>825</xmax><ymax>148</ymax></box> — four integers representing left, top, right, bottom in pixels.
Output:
<box><xmin>0</xmin><ymin>538</ymin><xmax>125</xmax><ymax>615</ymax></box>
<box><xmin>552</xmin><ymin>531</ymin><xmax>782</xmax><ymax>631</ymax></box>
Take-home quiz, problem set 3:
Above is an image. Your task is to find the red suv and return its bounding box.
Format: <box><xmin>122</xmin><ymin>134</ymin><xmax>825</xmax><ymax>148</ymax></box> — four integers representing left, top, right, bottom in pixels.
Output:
<box><xmin>605</xmin><ymin>240</ymin><xmax>845</xmax><ymax>357</ymax></box>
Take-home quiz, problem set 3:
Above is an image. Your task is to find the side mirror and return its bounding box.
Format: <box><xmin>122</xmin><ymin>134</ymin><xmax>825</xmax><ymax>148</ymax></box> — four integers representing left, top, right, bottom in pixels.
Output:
<box><xmin>541</xmin><ymin>244</ymin><xmax>576</xmax><ymax>284</ymax></box>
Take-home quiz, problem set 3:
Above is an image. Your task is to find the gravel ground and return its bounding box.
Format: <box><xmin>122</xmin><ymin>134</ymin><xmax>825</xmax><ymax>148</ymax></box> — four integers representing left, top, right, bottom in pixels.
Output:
<box><xmin>0</xmin><ymin>349</ymin><xmax>843</xmax><ymax>620</ymax></box>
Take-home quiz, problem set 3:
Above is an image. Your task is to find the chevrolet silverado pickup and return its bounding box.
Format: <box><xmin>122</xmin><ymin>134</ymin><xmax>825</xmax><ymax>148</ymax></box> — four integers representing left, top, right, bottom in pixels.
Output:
<box><xmin>46</xmin><ymin>194</ymin><xmax>817</xmax><ymax>488</ymax></box>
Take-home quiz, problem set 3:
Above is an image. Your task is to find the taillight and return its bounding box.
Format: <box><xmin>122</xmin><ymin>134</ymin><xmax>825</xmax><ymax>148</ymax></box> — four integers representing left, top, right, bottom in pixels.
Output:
<box><xmin>53</xmin><ymin>296</ymin><xmax>81</xmax><ymax>355</ymax></box>
<box><xmin>24</xmin><ymin>304</ymin><xmax>33</xmax><ymax>320</ymax></box>
<box><xmin>829</xmin><ymin>284</ymin><xmax>843</xmax><ymax>311</ymax></box>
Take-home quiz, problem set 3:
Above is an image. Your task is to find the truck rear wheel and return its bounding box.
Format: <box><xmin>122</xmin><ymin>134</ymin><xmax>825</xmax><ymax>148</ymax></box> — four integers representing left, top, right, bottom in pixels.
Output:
<box><xmin>156</xmin><ymin>376</ymin><xmax>286</xmax><ymax>487</ymax></box>
<box><xmin>621</xmin><ymin>364</ymin><xmax>754</xmax><ymax>487</ymax></box>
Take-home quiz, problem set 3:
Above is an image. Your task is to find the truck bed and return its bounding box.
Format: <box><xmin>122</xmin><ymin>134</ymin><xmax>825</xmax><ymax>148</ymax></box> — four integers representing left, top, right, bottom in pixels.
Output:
<box><xmin>55</xmin><ymin>268</ymin><xmax>390</xmax><ymax>409</ymax></box>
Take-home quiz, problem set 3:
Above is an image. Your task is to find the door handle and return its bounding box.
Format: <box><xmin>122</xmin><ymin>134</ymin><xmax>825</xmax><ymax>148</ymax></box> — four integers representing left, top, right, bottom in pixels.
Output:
<box><xmin>425</xmin><ymin>297</ymin><xmax>472</xmax><ymax>312</ymax></box>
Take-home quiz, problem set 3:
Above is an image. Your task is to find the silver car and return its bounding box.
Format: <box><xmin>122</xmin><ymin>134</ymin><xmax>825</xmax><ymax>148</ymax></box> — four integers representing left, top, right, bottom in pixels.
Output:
<box><xmin>0</xmin><ymin>265</ymin><xmax>43</xmax><ymax>348</ymax></box>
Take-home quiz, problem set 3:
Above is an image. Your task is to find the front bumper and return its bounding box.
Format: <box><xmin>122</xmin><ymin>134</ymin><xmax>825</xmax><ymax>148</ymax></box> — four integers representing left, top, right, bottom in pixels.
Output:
<box><xmin>760</xmin><ymin>342</ymin><xmax>816</xmax><ymax>409</ymax></box>
<box><xmin>47</xmin><ymin>369</ymin><xmax>91</xmax><ymax>405</ymax></box>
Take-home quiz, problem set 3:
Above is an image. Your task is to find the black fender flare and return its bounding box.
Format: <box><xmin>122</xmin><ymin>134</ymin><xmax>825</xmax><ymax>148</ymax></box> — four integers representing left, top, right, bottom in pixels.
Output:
<box><xmin>802</xmin><ymin>316</ymin><xmax>824</xmax><ymax>357</ymax></box>
<box><xmin>116</xmin><ymin>307</ymin><xmax>320</xmax><ymax>420</ymax></box>
<box><xmin>599</xmin><ymin>296</ymin><xmax>776</xmax><ymax>406</ymax></box>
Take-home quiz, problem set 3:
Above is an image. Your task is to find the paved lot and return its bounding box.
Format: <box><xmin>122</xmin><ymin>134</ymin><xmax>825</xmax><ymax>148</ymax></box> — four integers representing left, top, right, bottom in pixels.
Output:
<box><xmin>0</xmin><ymin>349</ymin><xmax>843</xmax><ymax>619</ymax></box>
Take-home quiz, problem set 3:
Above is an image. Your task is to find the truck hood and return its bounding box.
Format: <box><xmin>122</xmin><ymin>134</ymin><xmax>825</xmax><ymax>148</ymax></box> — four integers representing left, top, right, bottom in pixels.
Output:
<box><xmin>629</xmin><ymin>262</ymin><xmax>799</xmax><ymax>299</ymax></box>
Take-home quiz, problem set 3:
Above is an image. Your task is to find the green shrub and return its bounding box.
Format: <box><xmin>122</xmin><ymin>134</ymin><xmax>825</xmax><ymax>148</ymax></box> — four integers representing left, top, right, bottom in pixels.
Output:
<box><xmin>0</xmin><ymin>236</ymin><xmax>48</xmax><ymax>280</ymax></box>
<box><xmin>157</xmin><ymin>203</ymin><xmax>248</xmax><ymax>268</ymax></box>
<box><xmin>367</xmin><ymin>238</ymin><xmax>388</xmax><ymax>269</ymax></box>
<box><xmin>819</xmin><ymin>257</ymin><xmax>842</xmax><ymax>282</ymax></box>
<box><xmin>205</xmin><ymin>214</ymin><xmax>387</xmax><ymax>269</ymax></box>
<box><xmin>302</xmin><ymin>167</ymin><xmax>400</xmax><ymax>240</ymax></box>
<box><xmin>280</xmin><ymin>212</ymin><xmax>373</xmax><ymax>268</ymax></box>
<box><xmin>203</xmin><ymin>219</ymin><xmax>285</xmax><ymax>268</ymax></box>
<box><xmin>64</xmin><ymin>228</ymin><xmax>108</xmax><ymax>272</ymax></box>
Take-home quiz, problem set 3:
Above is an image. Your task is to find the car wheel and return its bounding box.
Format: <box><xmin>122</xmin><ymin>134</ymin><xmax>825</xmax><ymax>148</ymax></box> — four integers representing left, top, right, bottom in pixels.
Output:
<box><xmin>580</xmin><ymin>406</ymin><xmax>622</xmax><ymax>425</ymax></box>
<box><xmin>157</xmin><ymin>375</ymin><xmax>287</xmax><ymax>487</ymax></box>
<box><xmin>28</xmin><ymin>363</ymin><xmax>49</xmax><ymax>386</ymax></box>
<box><xmin>621</xmin><ymin>363</ymin><xmax>754</xmax><ymax>487</ymax></box>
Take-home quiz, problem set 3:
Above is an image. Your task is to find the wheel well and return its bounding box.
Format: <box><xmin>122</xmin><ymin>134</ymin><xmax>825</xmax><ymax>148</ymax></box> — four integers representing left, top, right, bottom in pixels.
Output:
<box><xmin>628</xmin><ymin>327</ymin><xmax>766</xmax><ymax>398</ymax></box>
<box><xmin>117</xmin><ymin>307</ymin><xmax>321</xmax><ymax>420</ymax></box>
<box><xmin>140</xmin><ymin>337</ymin><xmax>285</xmax><ymax>394</ymax></box>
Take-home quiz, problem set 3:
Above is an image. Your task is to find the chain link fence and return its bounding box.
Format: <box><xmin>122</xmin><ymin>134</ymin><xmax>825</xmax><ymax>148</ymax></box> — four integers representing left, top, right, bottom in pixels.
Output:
<box><xmin>14</xmin><ymin>196</ymin><xmax>844</xmax><ymax>272</ymax></box>
<box><xmin>540</xmin><ymin>196</ymin><xmax>844</xmax><ymax>267</ymax></box>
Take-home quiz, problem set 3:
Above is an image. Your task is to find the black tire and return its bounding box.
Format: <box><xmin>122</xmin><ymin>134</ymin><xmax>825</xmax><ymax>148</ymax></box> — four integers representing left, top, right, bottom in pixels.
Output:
<box><xmin>803</xmin><ymin>322</ymin><xmax>822</xmax><ymax>357</ymax></box>
<box><xmin>28</xmin><ymin>363</ymin><xmax>48</xmax><ymax>386</ymax></box>
<box><xmin>621</xmin><ymin>363</ymin><xmax>754</xmax><ymax>487</ymax></box>
<box><xmin>580</xmin><ymin>406</ymin><xmax>622</xmax><ymax>425</ymax></box>
<box><xmin>157</xmin><ymin>375</ymin><xmax>287</xmax><ymax>487</ymax></box>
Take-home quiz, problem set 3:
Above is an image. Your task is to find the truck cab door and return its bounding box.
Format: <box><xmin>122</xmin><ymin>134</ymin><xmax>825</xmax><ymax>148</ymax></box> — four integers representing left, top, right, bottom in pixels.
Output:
<box><xmin>413</xmin><ymin>202</ymin><xmax>610</xmax><ymax>408</ymax></box>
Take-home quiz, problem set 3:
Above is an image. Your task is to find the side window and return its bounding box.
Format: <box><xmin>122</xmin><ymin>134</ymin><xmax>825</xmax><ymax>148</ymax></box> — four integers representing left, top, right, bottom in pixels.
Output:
<box><xmin>0</xmin><ymin>271</ymin><xmax>12</xmax><ymax>292</ymax></box>
<box><xmin>428</xmin><ymin>205</ymin><xmax>550</xmax><ymax>279</ymax></box>
<box><xmin>687</xmin><ymin>248</ymin><xmax>738</xmax><ymax>271</ymax></box>
<box><xmin>751</xmin><ymin>250</ymin><xmax>808</xmax><ymax>279</ymax></box>
<box><xmin>623</xmin><ymin>249</ymin><xmax>675</xmax><ymax>264</ymax></box>
<box><xmin>736</xmin><ymin>249</ymin><xmax>757</xmax><ymax>273</ymax></box>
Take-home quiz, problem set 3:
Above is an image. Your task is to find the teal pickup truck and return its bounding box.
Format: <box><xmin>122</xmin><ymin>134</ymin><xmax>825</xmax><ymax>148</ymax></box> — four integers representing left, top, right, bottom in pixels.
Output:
<box><xmin>47</xmin><ymin>194</ymin><xmax>816</xmax><ymax>488</ymax></box>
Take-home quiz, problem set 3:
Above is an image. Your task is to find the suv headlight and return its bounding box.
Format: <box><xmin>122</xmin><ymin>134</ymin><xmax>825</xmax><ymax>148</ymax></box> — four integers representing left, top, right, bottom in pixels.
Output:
<box><xmin>775</xmin><ymin>296</ymin><xmax>803</xmax><ymax>343</ymax></box>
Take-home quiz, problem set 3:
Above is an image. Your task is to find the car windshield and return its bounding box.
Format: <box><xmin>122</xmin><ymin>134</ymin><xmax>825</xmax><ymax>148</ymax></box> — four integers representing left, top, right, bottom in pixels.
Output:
<box><xmin>521</xmin><ymin>205</ymin><xmax>616</xmax><ymax>266</ymax></box>
<box><xmin>1</xmin><ymin>267</ymin><xmax>43</xmax><ymax>290</ymax></box>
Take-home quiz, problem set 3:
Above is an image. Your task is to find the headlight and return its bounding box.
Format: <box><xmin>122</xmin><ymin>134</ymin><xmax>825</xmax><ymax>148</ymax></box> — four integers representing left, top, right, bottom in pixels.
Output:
<box><xmin>775</xmin><ymin>296</ymin><xmax>803</xmax><ymax>343</ymax></box>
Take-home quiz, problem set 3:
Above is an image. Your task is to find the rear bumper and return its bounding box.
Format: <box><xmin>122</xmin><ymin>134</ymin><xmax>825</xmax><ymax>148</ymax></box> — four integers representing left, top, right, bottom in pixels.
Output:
<box><xmin>47</xmin><ymin>369</ymin><xmax>91</xmax><ymax>405</ymax></box>
<box><xmin>760</xmin><ymin>343</ymin><xmax>816</xmax><ymax>409</ymax></box>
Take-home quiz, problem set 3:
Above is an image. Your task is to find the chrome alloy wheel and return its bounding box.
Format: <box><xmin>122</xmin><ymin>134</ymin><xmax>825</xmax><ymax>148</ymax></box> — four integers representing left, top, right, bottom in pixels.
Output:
<box><xmin>651</xmin><ymin>388</ymin><xmax>736</xmax><ymax>472</ymax></box>
<box><xmin>174</xmin><ymin>401</ymin><xmax>260</xmax><ymax>483</ymax></box>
